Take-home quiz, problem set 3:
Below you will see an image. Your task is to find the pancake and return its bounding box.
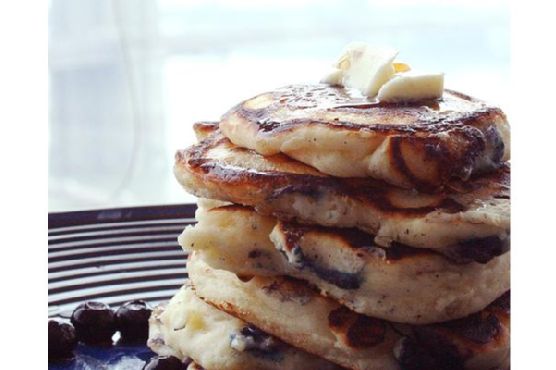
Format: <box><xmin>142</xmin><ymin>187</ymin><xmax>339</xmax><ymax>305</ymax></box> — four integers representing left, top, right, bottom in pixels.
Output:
<box><xmin>174</xmin><ymin>124</ymin><xmax>510</xmax><ymax>250</ymax></box>
<box><xmin>219</xmin><ymin>84</ymin><xmax>510</xmax><ymax>192</ymax></box>
<box><xmin>180</xmin><ymin>205</ymin><xmax>509</xmax><ymax>324</ymax></box>
<box><xmin>147</xmin><ymin>282</ymin><xmax>341</xmax><ymax>370</ymax></box>
<box><xmin>188</xmin><ymin>255</ymin><xmax>510</xmax><ymax>370</ymax></box>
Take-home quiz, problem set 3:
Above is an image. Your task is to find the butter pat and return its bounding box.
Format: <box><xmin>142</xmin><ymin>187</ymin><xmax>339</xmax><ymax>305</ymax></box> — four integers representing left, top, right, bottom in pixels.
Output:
<box><xmin>320</xmin><ymin>67</ymin><xmax>343</xmax><ymax>86</ymax></box>
<box><xmin>377</xmin><ymin>73</ymin><xmax>444</xmax><ymax>102</ymax></box>
<box><xmin>321</xmin><ymin>42</ymin><xmax>398</xmax><ymax>97</ymax></box>
<box><xmin>321</xmin><ymin>42</ymin><xmax>444</xmax><ymax>102</ymax></box>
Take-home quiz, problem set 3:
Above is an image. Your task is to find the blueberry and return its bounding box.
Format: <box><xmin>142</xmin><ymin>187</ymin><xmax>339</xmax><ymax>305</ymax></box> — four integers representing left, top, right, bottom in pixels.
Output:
<box><xmin>143</xmin><ymin>355</ymin><xmax>189</xmax><ymax>369</ymax></box>
<box><xmin>115</xmin><ymin>300</ymin><xmax>152</xmax><ymax>343</ymax></box>
<box><xmin>48</xmin><ymin>320</ymin><xmax>77</xmax><ymax>360</ymax></box>
<box><xmin>70</xmin><ymin>301</ymin><xmax>116</xmax><ymax>345</ymax></box>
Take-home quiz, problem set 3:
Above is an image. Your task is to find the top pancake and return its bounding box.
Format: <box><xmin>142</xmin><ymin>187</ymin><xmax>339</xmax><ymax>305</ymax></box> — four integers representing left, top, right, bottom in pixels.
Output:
<box><xmin>219</xmin><ymin>84</ymin><xmax>510</xmax><ymax>192</ymax></box>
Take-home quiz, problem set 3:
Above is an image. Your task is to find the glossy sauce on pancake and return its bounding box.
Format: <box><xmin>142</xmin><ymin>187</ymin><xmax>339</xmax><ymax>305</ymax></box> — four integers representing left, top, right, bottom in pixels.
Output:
<box><xmin>219</xmin><ymin>84</ymin><xmax>510</xmax><ymax>191</ymax></box>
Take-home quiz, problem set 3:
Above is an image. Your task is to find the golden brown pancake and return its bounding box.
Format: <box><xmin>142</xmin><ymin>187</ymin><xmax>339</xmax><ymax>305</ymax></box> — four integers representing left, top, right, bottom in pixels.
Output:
<box><xmin>179</xmin><ymin>204</ymin><xmax>509</xmax><ymax>324</ymax></box>
<box><xmin>148</xmin><ymin>282</ymin><xmax>341</xmax><ymax>370</ymax></box>
<box><xmin>174</xmin><ymin>124</ymin><xmax>510</xmax><ymax>250</ymax></box>
<box><xmin>189</xmin><ymin>254</ymin><xmax>510</xmax><ymax>370</ymax></box>
<box><xmin>219</xmin><ymin>84</ymin><xmax>510</xmax><ymax>192</ymax></box>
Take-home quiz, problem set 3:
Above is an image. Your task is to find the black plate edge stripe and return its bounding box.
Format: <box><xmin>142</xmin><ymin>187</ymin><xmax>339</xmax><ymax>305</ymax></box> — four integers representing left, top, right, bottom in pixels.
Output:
<box><xmin>48</xmin><ymin>246</ymin><xmax>181</xmax><ymax>262</ymax></box>
<box><xmin>49</xmin><ymin>272</ymin><xmax>185</xmax><ymax>295</ymax></box>
<box><xmin>48</xmin><ymin>204</ymin><xmax>197</xmax><ymax>228</ymax></box>
<box><xmin>48</xmin><ymin>254</ymin><xmax>186</xmax><ymax>273</ymax></box>
<box><xmin>48</xmin><ymin>240</ymin><xmax>182</xmax><ymax>254</ymax></box>
<box><xmin>49</xmin><ymin>239</ymin><xmax>179</xmax><ymax>254</ymax></box>
<box><xmin>48</xmin><ymin>241</ymin><xmax>183</xmax><ymax>264</ymax></box>
<box><xmin>48</xmin><ymin>263</ymin><xmax>186</xmax><ymax>283</ymax></box>
<box><xmin>48</xmin><ymin>266</ymin><xmax>185</xmax><ymax>293</ymax></box>
<box><xmin>48</xmin><ymin>268</ymin><xmax>185</xmax><ymax>289</ymax></box>
<box><xmin>104</xmin><ymin>295</ymin><xmax>175</xmax><ymax>308</ymax></box>
<box><xmin>48</xmin><ymin>227</ymin><xmax>185</xmax><ymax>243</ymax></box>
<box><xmin>49</xmin><ymin>249</ymin><xmax>185</xmax><ymax>267</ymax></box>
<box><xmin>47</xmin><ymin>259</ymin><xmax>187</xmax><ymax>278</ymax></box>
<box><xmin>49</xmin><ymin>279</ymin><xmax>186</xmax><ymax>301</ymax></box>
<box><xmin>49</xmin><ymin>241</ymin><xmax>180</xmax><ymax>258</ymax></box>
<box><xmin>48</xmin><ymin>219</ymin><xmax>195</xmax><ymax>236</ymax></box>
<box><xmin>48</xmin><ymin>235</ymin><xmax>179</xmax><ymax>249</ymax></box>
<box><xmin>48</xmin><ymin>283</ymin><xmax>185</xmax><ymax>306</ymax></box>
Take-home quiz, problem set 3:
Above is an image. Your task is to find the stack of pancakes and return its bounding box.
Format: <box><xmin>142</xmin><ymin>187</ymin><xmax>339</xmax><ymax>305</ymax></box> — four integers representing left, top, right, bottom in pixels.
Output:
<box><xmin>148</xmin><ymin>84</ymin><xmax>511</xmax><ymax>370</ymax></box>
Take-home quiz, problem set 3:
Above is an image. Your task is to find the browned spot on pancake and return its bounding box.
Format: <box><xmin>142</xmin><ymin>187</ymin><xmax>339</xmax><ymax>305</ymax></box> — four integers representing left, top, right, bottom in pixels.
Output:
<box><xmin>237</xmin><ymin>274</ymin><xmax>254</xmax><ymax>283</ymax></box>
<box><xmin>269</xmin><ymin>181</ymin><xmax>465</xmax><ymax>216</ymax></box>
<box><xmin>260</xmin><ymin>277</ymin><xmax>313</xmax><ymax>305</ymax></box>
<box><xmin>247</xmin><ymin>250</ymin><xmax>262</xmax><ymax>259</ymax></box>
<box><xmin>397</xmin><ymin>290</ymin><xmax>510</xmax><ymax>369</ymax></box>
<box><xmin>280</xmin><ymin>219</ymin><xmax>505</xmax><ymax>264</ymax></box>
<box><xmin>278</xmin><ymin>221</ymin><xmax>433</xmax><ymax>261</ymax></box>
<box><xmin>193</xmin><ymin>121</ymin><xmax>219</xmax><ymax>132</ymax></box>
<box><xmin>328</xmin><ymin>306</ymin><xmax>386</xmax><ymax>348</ymax></box>
<box><xmin>281</xmin><ymin>222</ymin><xmax>374</xmax><ymax>250</ymax></box>
<box><xmin>389</xmin><ymin>125</ymin><xmax>494</xmax><ymax>192</ymax></box>
<box><xmin>235</xmin><ymin>85</ymin><xmax>503</xmax><ymax>135</ymax></box>
<box><xmin>203</xmin><ymin>300</ymin><xmax>237</xmax><ymax>317</ymax></box>
<box><xmin>176</xmin><ymin>131</ymin><xmax>510</xmax><ymax>227</ymax></box>
<box><xmin>210</xmin><ymin>204</ymin><xmax>253</xmax><ymax>213</ymax></box>
<box><xmin>390</xmin><ymin>136</ymin><xmax>439</xmax><ymax>192</ymax></box>
<box><xmin>192</xmin><ymin>121</ymin><xmax>219</xmax><ymax>141</ymax></box>
<box><xmin>222</xmin><ymin>84</ymin><xmax>508</xmax><ymax>191</ymax></box>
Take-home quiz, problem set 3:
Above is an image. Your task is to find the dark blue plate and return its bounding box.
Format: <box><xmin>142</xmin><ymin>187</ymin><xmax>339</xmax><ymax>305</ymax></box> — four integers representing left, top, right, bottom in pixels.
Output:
<box><xmin>48</xmin><ymin>204</ymin><xmax>196</xmax><ymax>369</ymax></box>
<box><xmin>48</xmin><ymin>344</ymin><xmax>154</xmax><ymax>370</ymax></box>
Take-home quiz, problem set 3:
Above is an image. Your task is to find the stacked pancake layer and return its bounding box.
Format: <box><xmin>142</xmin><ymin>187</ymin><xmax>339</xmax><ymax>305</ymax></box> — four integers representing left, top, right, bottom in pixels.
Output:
<box><xmin>188</xmin><ymin>256</ymin><xmax>509</xmax><ymax>370</ymax></box>
<box><xmin>149</xmin><ymin>84</ymin><xmax>510</xmax><ymax>370</ymax></box>
<box><xmin>148</xmin><ymin>282</ymin><xmax>340</xmax><ymax>370</ymax></box>
<box><xmin>180</xmin><ymin>204</ymin><xmax>509</xmax><ymax>325</ymax></box>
